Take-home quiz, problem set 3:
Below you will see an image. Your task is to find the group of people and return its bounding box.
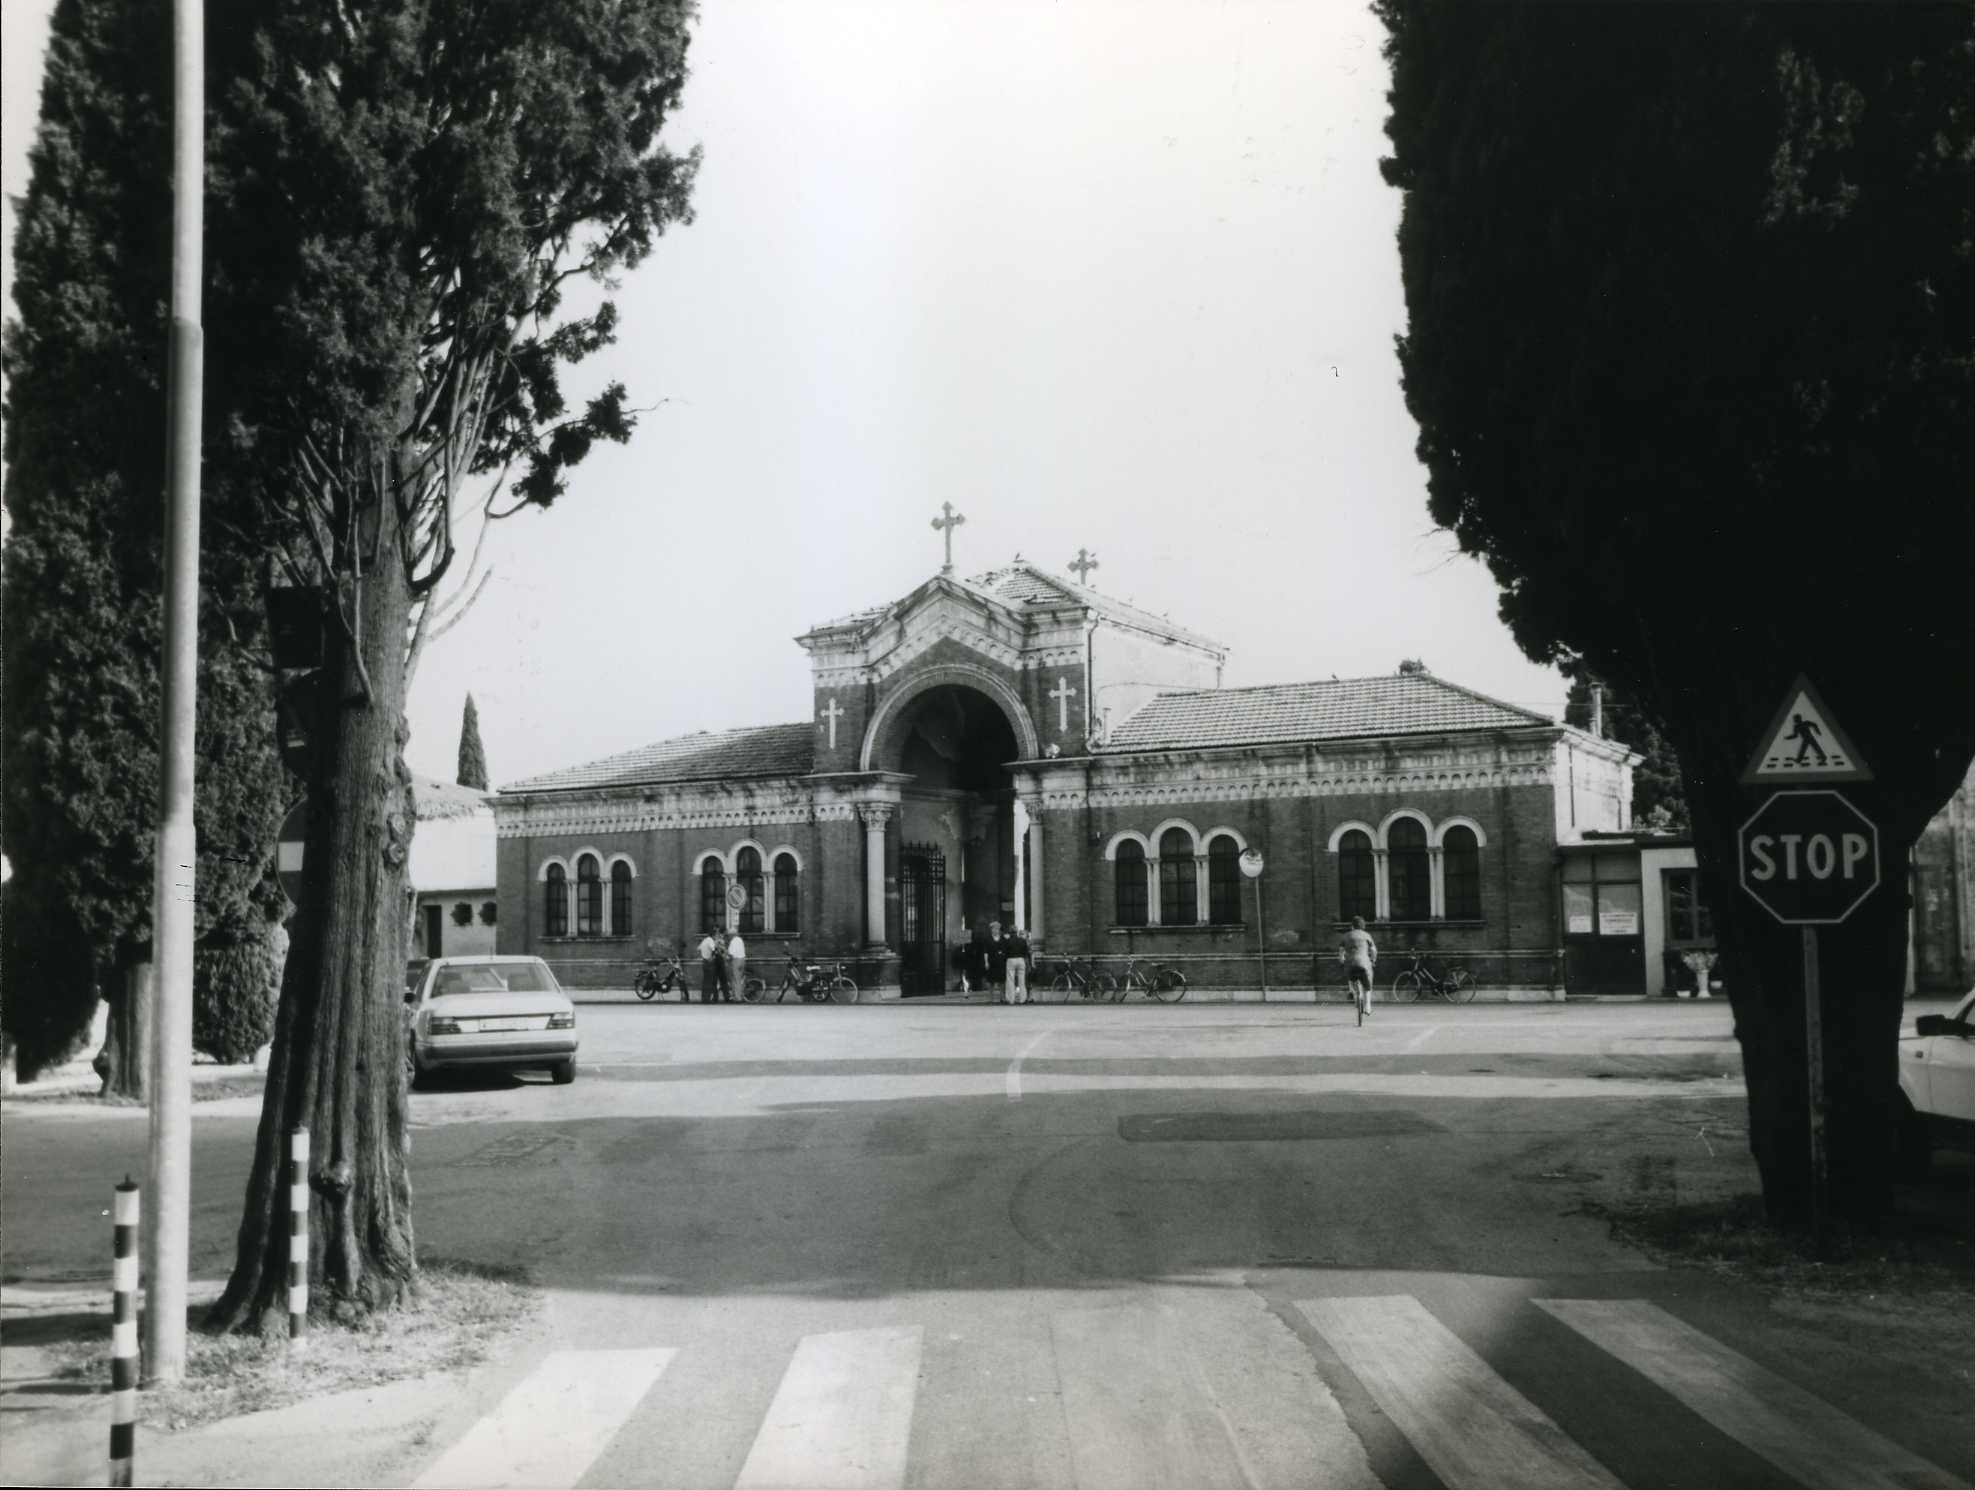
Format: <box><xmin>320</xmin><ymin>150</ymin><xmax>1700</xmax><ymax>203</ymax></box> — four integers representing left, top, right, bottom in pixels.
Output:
<box><xmin>694</xmin><ymin>929</ymin><xmax>747</xmax><ymax>1002</ymax></box>
<box><xmin>962</xmin><ymin>918</ymin><xmax>1033</xmax><ymax>1005</ymax></box>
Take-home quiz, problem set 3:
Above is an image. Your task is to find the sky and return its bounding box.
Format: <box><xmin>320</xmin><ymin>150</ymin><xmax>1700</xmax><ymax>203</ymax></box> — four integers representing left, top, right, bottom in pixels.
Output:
<box><xmin>2</xmin><ymin>0</ymin><xmax>1571</xmax><ymax>792</ymax></box>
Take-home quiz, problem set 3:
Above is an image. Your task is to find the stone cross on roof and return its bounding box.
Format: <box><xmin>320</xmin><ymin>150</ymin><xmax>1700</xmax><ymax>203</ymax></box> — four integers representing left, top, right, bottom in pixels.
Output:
<box><xmin>931</xmin><ymin>502</ymin><xmax>966</xmax><ymax>574</ymax></box>
<box><xmin>1068</xmin><ymin>548</ymin><xmax>1099</xmax><ymax>584</ymax></box>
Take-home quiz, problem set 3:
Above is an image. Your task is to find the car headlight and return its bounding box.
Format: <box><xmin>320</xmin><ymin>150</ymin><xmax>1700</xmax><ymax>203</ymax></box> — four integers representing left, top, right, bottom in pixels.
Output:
<box><xmin>425</xmin><ymin>1016</ymin><xmax>463</xmax><ymax>1035</ymax></box>
<box><xmin>547</xmin><ymin>1011</ymin><xmax>575</xmax><ymax>1030</ymax></box>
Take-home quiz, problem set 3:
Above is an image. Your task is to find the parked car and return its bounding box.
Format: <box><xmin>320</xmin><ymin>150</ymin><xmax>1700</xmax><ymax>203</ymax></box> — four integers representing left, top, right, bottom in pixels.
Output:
<box><xmin>404</xmin><ymin>955</ymin><xmax>578</xmax><ymax>1089</ymax></box>
<box><xmin>1897</xmin><ymin>988</ymin><xmax>1975</xmax><ymax>1176</ymax></box>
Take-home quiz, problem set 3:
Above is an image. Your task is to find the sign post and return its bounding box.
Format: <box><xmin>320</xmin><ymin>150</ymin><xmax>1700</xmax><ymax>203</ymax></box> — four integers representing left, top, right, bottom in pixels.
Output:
<box><xmin>1737</xmin><ymin>681</ymin><xmax>1878</xmax><ymax>1257</ymax></box>
<box><xmin>1239</xmin><ymin>850</ymin><xmax>1267</xmax><ymax>998</ymax></box>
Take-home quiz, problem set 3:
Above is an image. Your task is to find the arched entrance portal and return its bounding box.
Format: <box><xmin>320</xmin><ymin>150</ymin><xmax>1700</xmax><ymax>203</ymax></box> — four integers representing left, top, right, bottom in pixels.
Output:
<box><xmin>872</xmin><ymin>684</ymin><xmax>1024</xmax><ymax>994</ymax></box>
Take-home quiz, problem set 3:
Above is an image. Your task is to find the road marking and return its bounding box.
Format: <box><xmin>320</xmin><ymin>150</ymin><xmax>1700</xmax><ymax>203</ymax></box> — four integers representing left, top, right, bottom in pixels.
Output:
<box><xmin>1298</xmin><ymin>1295</ymin><xmax>1626</xmax><ymax>1490</ymax></box>
<box><xmin>1403</xmin><ymin>1024</ymin><xmax>1440</xmax><ymax>1052</ymax></box>
<box><xmin>1006</xmin><ymin>1027</ymin><xmax>1061</xmax><ymax>1102</ymax></box>
<box><xmin>412</xmin><ymin>1347</ymin><xmax>673</xmax><ymax>1489</ymax></box>
<box><xmin>733</xmin><ymin>1325</ymin><xmax>922</xmax><ymax>1490</ymax></box>
<box><xmin>1535</xmin><ymin>1298</ymin><xmax>1972</xmax><ymax>1490</ymax></box>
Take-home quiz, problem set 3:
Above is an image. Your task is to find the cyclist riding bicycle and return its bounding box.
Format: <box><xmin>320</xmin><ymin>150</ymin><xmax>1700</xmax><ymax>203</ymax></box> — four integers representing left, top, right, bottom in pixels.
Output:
<box><xmin>1337</xmin><ymin>915</ymin><xmax>1377</xmax><ymax>1017</ymax></box>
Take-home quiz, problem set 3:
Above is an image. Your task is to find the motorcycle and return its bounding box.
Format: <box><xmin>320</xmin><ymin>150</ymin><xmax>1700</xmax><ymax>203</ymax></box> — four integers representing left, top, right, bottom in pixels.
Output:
<box><xmin>759</xmin><ymin>957</ymin><xmax>861</xmax><ymax>1004</ymax></box>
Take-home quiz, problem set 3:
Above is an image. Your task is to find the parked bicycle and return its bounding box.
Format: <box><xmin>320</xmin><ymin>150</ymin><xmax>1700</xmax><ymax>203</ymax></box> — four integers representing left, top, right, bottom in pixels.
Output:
<box><xmin>751</xmin><ymin>956</ymin><xmax>860</xmax><ymax>1004</ymax></box>
<box><xmin>1389</xmin><ymin>951</ymin><xmax>1477</xmax><ymax>1004</ymax></box>
<box><xmin>1114</xmin><ymin>956</ymin><xmax>1188</xmax><ymax>1003</ymax></box>
<box><xmin>633</xmin><ymin>950</ymin><xmax>694</xmax><ymax>1001</ymax></box>
<box><xmin>1044</xmin><ymin>956</ymin><xmax>1118</xmax><ymax>1003</ymax></box>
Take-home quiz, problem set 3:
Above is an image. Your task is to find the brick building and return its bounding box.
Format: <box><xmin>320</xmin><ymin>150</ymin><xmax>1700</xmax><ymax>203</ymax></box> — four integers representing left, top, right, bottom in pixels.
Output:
<box><xmin>491</xmin><ymin>561</ymin><xmax>1637</xmax><ymax>996</ymax></box>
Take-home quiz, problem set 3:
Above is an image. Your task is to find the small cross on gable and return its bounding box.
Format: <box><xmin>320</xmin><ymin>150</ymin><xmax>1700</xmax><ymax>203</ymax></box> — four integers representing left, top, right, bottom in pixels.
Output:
<box><xmin>818</xmin><ymin>697</ymin><xmax>844</xmax><ymax>750</ymax></box>
<box><xmin>931</xmin><ymin>502</ymin><xmax>967</xmax><ymax>573</ymax></box>
<box><xmin>1068</xmin><ymin>548</ymin><xmax>1099</xmax><ymax>585</ymax></box>
<box><xmin>1050</xmin><ymin>675</ymin><xmax>1078</xmax><ymax>733</ymax></box>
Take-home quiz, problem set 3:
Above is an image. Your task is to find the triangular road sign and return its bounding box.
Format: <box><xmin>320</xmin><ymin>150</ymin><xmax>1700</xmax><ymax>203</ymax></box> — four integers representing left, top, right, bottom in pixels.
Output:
<box><xmin>1740</xmin><ymin>675</ymin><xmax>1873</xmax><ymax>785</ymax></box>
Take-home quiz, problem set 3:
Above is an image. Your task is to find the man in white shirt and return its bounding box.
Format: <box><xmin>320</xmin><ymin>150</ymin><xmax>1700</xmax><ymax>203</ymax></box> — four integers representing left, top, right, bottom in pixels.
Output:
<box><xmin>697</xmin><ymin>930</ymin><xmax>721</xmax><ymax>1003</ymax></box>
<box><xmin>725</xmin><ymin>932</ymin><xmax>746</xmax><ymax>1003</ymax></box>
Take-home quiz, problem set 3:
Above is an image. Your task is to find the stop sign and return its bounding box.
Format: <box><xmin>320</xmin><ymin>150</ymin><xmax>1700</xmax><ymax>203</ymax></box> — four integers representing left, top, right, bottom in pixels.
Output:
<box><xmin>1738</xmin><ymin>790</ymin><xmax>1880</xmax><ymax>925</ymax></box>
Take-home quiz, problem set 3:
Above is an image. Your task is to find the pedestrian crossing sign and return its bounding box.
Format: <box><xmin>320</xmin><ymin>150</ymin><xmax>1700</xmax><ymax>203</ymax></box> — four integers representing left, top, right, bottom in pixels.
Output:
<box><xmin>1739</xmin><ymin>675</ymin><xmax>1872</xmax><ymax>785</ymax></box>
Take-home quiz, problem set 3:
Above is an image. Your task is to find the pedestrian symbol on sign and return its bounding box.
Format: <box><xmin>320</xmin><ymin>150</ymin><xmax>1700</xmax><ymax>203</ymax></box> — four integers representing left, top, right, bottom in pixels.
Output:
<box><xmin>1740</xmin><ymin>676</ymin><xmax>1871</xmax><ymax>785</ymax></box>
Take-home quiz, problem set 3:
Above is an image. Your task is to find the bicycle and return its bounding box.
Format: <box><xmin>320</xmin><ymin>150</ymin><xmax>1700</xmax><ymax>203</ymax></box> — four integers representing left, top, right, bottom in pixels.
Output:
<box><xmin>754</xmin><ymin>957</ymin><xmax>860</xmax><ymax>1004</ymax></box>
<box><xmin>1389</xmin><ymin>952</ymin><xmax>1477</xmax><ymax>1004</ymax></box>
<box><xmin>1337</xmin><ymin>964</ymin><xmax>1373</xmax><ymax>1026</ymax></box>
<box><xmin>1114</xmin><ymin>957</ymin><xmax>1188</xmax><ymax>1003</ymax></box>
<box><xmin>1044</xmin><ymin>956</ymin><xmax>1118</xmax><ymax>1003</ymax></box>
<box><xmin>633</xmin><ymin>953</ymin><xmax>694</xmax><ymax>1001</ymax></box>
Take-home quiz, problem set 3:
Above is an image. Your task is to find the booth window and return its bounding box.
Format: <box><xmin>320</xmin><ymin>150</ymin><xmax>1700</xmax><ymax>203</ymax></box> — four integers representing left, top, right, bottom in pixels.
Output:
<box><xmin>1337</xmin><ymin>830</ymin><xmax>1375</xmax><ymax>922</ymax></box>
<box><xmin>543</xmin><ymin>864</ymin><xmax>568</xmax><ymax>937</ymax></box>
<box><xmin>1114</xmin><ymin>840</ymin><xmax>1148</xmax><ymax>927</ymax></box>
<box><xmin>610</xmin><ymin>861</ymin><xmax>633</xmax><ymax>937</ymax></box>
<box><xmin>1207</xmin><ymin>834</ymin><xmax>1241</xmax><ymax>924</ymax></box>
<box><xmin>1443</xmin><ymin>825</ymin><xmax>1482</xmax><ymax>919</ymax></box>
<box><xmin>1563</xmin><ymin>851</ymin><xmax>1643</xmax><ymax>937</ymax></box>
<box><xmin>1664</xmin><ymin>867</ymin><xmax>1713</xmax><ymax>944</ymax></box>
<box><xmin>1159</xmin><ymin>827</ymin><xmax>1198</xmax><ymax>926</ymax></box>
<box><xmin>1388</xmin><ymin>818</ymin><xmax>1431</xmax><ymax>921</ymax></box>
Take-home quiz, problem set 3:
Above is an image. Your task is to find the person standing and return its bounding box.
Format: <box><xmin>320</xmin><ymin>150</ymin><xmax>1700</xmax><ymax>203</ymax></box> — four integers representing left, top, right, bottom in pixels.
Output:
<box><xmin>1004</xmin><ymin>926</ymin><xmax>1031</xmax><ymax>1005</ymax></box>
<box><xmin>726</xmin><ymin>930</ymin><xmax>746</xmax><ymax>1003</ymax></box>
<box><xmin>1338</xmin><ymin>915</ymin><xmax>1378</xmax><ymax>1019</ymax></box>
<box><xmin>985</xmin><ymin>922</ymin><xmax>1008</xmax><ymax>1005</ymax></box>
<box><xmin>967</xmin><ymin>917</ymin><xmax>993</xmax><ymax>996</ymax></box>
<box><xmin>697</xmin><ymin>928</ymin><xmax>721</xmax><ymax>1004</ymax></box>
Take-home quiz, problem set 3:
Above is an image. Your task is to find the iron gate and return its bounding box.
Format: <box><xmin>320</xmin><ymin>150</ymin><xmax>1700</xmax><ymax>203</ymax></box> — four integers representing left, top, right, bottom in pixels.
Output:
<box><xmin>900</xmin><ymin>843</ymin><xmax>947</xmax><ymax>996</ymax></box>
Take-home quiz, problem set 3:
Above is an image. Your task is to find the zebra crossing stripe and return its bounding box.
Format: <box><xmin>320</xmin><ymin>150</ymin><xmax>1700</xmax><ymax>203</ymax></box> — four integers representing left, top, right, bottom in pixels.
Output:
<box><xmin>1297</xmin><ymin>1295</ymin><xmax>1628</xmax><ymax>1490</ymax></box>
<box><xmin>1534</xmin><ymin>1299</ymin><xmax>1973</xmax><ymax>1490</ymax></box>
<box><xmin>411</xmin><ymin>1347</ymin><xmax>674</xmax><ymax>1490</ymax></box>
<box><xmin>732</xmin><ymin>1325</ymin><xmax>922</xmax><ymax>1490</ymax></box>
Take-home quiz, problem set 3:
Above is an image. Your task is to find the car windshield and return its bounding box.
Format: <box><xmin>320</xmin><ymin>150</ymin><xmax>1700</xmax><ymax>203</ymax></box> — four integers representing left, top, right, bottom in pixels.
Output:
<box><xmin>433</xmin><ymin>963</ymin><xmax>556</xmax><ymax>996</ymax></box>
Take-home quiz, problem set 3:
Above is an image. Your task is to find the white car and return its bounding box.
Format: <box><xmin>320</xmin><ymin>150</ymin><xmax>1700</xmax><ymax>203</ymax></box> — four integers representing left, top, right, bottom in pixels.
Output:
<box><xmin>405</xmin><ymin>955</ymin><xmax>579</xmax><ymax>1089</ymax></box>
<box><xmin>1897</xmin><ymin>988</ymin><xmax>1975</xmax><ymax>1174</ymax></box>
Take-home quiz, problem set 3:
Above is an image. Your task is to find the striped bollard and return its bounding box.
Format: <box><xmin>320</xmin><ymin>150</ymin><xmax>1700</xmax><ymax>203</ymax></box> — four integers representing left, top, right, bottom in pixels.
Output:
<box><xmin>288</xmin><ymin>1125</ymin><xmax>309</xmax><ymax>1353</ymax></box>
<box><xmin>110</xmin><ymin>1177</ymin><xmax>139</xmax><ymax>1488</ymax></box>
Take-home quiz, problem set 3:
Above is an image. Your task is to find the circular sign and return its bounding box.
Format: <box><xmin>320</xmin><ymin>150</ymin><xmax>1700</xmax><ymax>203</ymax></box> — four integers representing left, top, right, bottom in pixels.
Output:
<box><xmin>1737</xmin><ymin>789</ymin><xmax>1880</xmax><ymax>925</ymax></box>
<box><xmin>1238</xmin><ymin>849</ymin><xmax>1266</xmax><ymax>880</ymax></box>
<box><xmin>725</xmin><ymin>883</ymin><xmax>748</xmax><ymax>910</ymax></box>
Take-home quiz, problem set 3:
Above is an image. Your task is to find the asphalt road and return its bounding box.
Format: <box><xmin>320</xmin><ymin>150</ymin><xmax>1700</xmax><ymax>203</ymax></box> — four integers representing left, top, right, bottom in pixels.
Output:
<box><xmin>6</xmin><ymin>1000</ymin><xmax>1972</xmax><ymax>1489</ymax></box>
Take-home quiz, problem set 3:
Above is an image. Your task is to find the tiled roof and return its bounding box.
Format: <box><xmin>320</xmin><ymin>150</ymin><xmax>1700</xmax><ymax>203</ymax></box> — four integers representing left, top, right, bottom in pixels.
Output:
<box><xmin>1103</xmin><ymin>675</ymin><xmax>1552</xmax><ymax>752</ymax></box>
<box><xmin>411</xmin><ymin>777</ymin><xmax>492</xmax><ymax>821</ymax></box>
<box><xmin>500</xmin><ymin>723</ymin><xmax>815</xmax><ymax>794</ymax></box>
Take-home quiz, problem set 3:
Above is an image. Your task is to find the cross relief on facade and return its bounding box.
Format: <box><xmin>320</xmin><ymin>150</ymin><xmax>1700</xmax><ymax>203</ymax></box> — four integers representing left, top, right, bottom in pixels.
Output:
<box><xmin>817</xmin><ymin>697</ymin><xmax>844</xmax><ymax>750</ymax></box>
<box><xmin>1049</xmin><ymin>675</ymin><xmax>1078</xmax><ymax>733</ymax></box>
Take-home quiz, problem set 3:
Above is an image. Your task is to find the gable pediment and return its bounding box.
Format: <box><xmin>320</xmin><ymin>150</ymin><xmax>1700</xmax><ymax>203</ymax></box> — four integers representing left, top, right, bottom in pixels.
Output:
<box><xmin>799</xmin><ymin>575</ymin><xmax>1085</xmax><ymax>688</ymax></box>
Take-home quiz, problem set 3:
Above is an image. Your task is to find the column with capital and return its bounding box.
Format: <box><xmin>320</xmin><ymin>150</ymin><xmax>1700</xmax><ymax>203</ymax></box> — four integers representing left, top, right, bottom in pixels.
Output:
<box><xmin>1194</xmin><ymin>852</ymin><xmax>1210</xmax><ymax>926</ymax></box>
<box><xmin>1011</xmin><ymin>798</ymin><xmax>1029</xmax><ymax>935</ymax></box>
<box><xmin>1428</xmin><ymin>845</ymin><xmax>1445</xmax><ymax>919</ymax></box>
<box><xmin>1020</xmin><ymin>798</ymin><xmax>1046</xmax><ymax>943</ymax></box>
<box><xmin>858</xmin><ymin>803</ymin><xmax>895</xmax><ymax>949</ymax></box>
<box><xmin>1372</xmin><ymin>849</ymin><xmax>1391</xmax><ymax>922</ymax></box>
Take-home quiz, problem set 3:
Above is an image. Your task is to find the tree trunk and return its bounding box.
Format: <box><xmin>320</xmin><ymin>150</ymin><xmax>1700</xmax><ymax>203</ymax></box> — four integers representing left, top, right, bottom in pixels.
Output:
<box><xmin>208</xmin><ymin>494</ymin><xmax>418</xmax><ymax>1334</ymax></box>
<box><xmin>1664</xmin><ymin>693</ymin><xmax>1964</xmax><ymax>1230</ymax></box>
<box><xmin>94</xmin><ymin>960</ymin><xmax>152</xmax><ymax>1100</ymax></box>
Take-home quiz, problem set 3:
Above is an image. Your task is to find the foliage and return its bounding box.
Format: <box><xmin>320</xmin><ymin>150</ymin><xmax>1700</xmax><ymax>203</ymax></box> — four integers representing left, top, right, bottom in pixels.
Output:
<box><xmin>193</xmin><ymin>0</ymin><xmax>700</xmax><ymax>1330</ymax></box>
<box><xmin>450</xmin><ymin>902</ymin><xmax>474</xmax><ymax>927</ymax></box>
<box><xmin>1</xmin><ymin>0</ymin><xmax>289</xmax><ymax>1085</ymax></box>
<box><xmin>479</xmin><ymin>901</ymin><xmax>498</xmax><ymax>926</ymax></box>
<box><xmin>193</xmin><ymin>920</ymin><xmax>282</xmax><ymax>1065</ymax></box>
<box><xmin>1376</xmin><ymin>1</ymin><xmax>1975</xmax><ymax>1220</ymax></box>
<box><xmin>1563</xmin><ymin>671</ymin><xmax>1690</xmax><ymax>833</ymax></box>
<box><xmin>456</xmin><ymin>694</ymin><xmax>489</xmax><ymax>790</ymax></box>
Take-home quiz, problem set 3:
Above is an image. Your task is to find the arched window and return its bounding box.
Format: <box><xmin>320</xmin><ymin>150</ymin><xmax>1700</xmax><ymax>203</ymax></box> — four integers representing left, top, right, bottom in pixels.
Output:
<box><xmin>700</xmin><ymin>859</ymin><xmax>726</xmax><ymax>932</ymax></box>
<box><xmin>1114</xmin><ymin>840</ymin><xmax>1148</xmax><ymax>927</ymax></box>
<box><xmin>575</xmin><ymin>854</ymin><xmax>602</xmax><ymax>936</ymax></box>
<box><xmin>1159</xmin><ymin>827</ymin><xmax>1198</xmax><ymax>926</ymax></box>
<box><xmin>1444</xmin><ymin>825</ymin><xmax>1481</xmax><ymax>920</ymax></box>
<box><xmin>773</xmin><ymin>853</ymin><xmax>800</xmax><ymax>933</ymax></box>
<box><xmin>1207</xmin><ymin>834</ymin><xmax>1241</xmax><ymax>924</ymax></box>
<box><xmin>736</xmin><ymin>847</ymin><xmax>765</xmax><ymax>934</ymax></box>
<box><xmin>1388</xmin><ymin>818</ymin><xmax>1430</xmax><ymax>921</ymax></box>
<box><xmin>544</xmin><ymin>863</ymin><xmax>568</xmax><ymax>937</ymax></box>
<box><xmin>610</xmin><ymin>861</ymin><xmax>634</xmax><ymax>936</ymax></box>
<box><xmin>1337</xmin><ymin>830</ymin><xmax>1375</xmax><ymax>923</ymax></box>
